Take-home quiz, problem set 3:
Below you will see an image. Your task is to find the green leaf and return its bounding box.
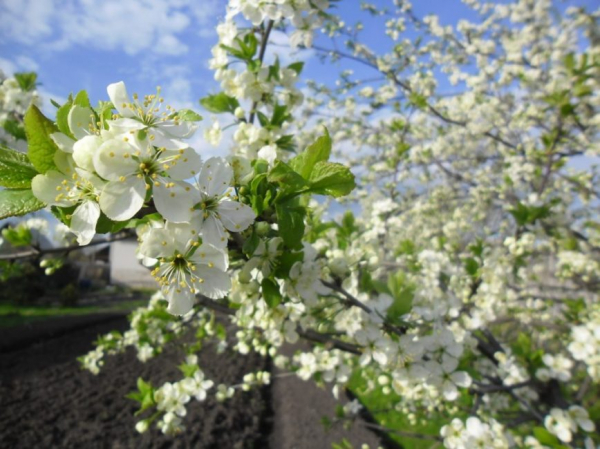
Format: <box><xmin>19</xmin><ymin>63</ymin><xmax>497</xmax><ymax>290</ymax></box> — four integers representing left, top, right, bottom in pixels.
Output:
<box><xmin>464</xmin><ymin>257</ymin><xmax>479</xmax><ymax>277</ymax></box>
<box><xmin>2</xmin><ymin>226</ymin><xmax>33</xmax><ymax>247</ymax></box>
<box><xmin>289</xmin><ymin>130</ymin><xmax>332</xmax><ymax>179</ymax></box>
<box><xmin>242</xmin><ymin>231</ymin><xmax>260</xmax><ymax>257</ymax></box>
<box><xmin>56</xmin><ymin>97</ymin><xmax>74</xmax><ymax>138</ymax></box>
<box><xmin>199</xmin><ymin>92</ymin><xmax>240</xmax><ymax>114</ymax></box>
<box><xmin>174</xmin><ymin>109</ymin><xmax>202</xmax><ymax>122</ymax></box>
<box><xmin>178</xmin><ymin>363</ymin><xmax>199</xmax><ymax>378</ymax></box>
<box><xmin>275</xmin><ymin>202</ymin><xmax>306</xmax><ymax>249</ymax></box>
<box><xmin>95</xmin><ymin>213</ymin><xmax>129</xmax><ymax>234</ymax></box>
<box><xmin>273</xmin><ymin>251</ymin><xmax>303</xmax><ymax>279</ymax></box>
<box><xmin>409</xmin><ymin>92</ymin><xmax>428</xmax><ymax>109</ymax></box>
<box><xmin>261</xmin><ymin>278</ymin><xmax>282</xmax><ymax>308</ymax></box>
<box><xmin>306</xmin><ymin>161</ymin><xmax>356</xmax><ymax>198</ymax></box>
<box><xmin>14</xmin><ymin>72</ymin><xmax>37</xmax><ymax>92</ymax></box>
<box><xmin>287</xmin><ymin>62</ymin><xmax>304</xmax><ymax>75</ymax></box>
<box><xmin>268</xmin><ymin>160</ymin><xmax>308</xmax><ymax>193</ymax></box>
<box><xmin>275</xmin><ymin>135</ymin><xmax>296</xmax><ymax>152</ymax></box>
<box><xmin>533</xmin><ymin>427</ymin><xmax>560</xmax><ymax>446</ymax></box>
<box><xmin>73</xmin><ymin>90</ymin><xmax>91</xmax><ymax>108</ymax></box>
<box><xmin>0</xmin><ymin>188</ymin><xmax>45</xmax><ymax>219</ymax></box>
<box><xmin>24</xmin><ymin>105</ymin><xmax>59</xmax><ymax>173</ymax></box>
<box><xmin>2</xmin><ymin>119</ymin><xmax>26</xmax><ymax>141</ymax></box>
<box><xmin>0</xmin><ymin>146</ymin><xmax>39</xmax><ymax>188</ymax></box>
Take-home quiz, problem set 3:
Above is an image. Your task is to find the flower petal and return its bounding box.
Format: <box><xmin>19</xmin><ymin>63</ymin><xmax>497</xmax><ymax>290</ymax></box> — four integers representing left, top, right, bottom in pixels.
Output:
<box><xmin>107</xmin><ymin>117</ymin><xmax>145</xmax><ymax>135</ymax></box>
<box><xmin>99</xmin><ymin>177</ymin><xmax>146</xmax><ymax>221</ymax></box>
<box><xmin>194</xmin><ymin>266</ymin><xmax>231</xmax><ymax>299</ymax></box>
<box><xmin>68</xmin><ymin>105</ymin><xmax>94</xmax><ymax>140</ymax></box>
<box><xmin>107</xmin><ymin>81</ymin><xmax>136</xmax><ymax>118</ymax></box>
<box><xmin>159</xmin><ymin>120</ymin><xmax>197</xmax><ymax>139</ymax></box>
<box><xmin>198</xmin><ymin>157</ymin><xmax>232</xmax><ymax>197</ymax></box>
<box><xmin>50</xmin><ymin>132</ymin><xmax>74</xmax><ymax>153</ymax></box>
<box><xmin>191</xmin><ymin>243</ymin><xmax>228</xmax><ymax>271</ymax></box>
<box><xmin>73</xmin><ymin>135</ymin><xmax>102</xmax><ymax>172</ymax></box>
<box><xmin>217</xmin><ymin>200</ymin><xmax>255</xmax><ymax>233</ymax></box>
<box><xmin>71</xmin><ymin>200</ymin><xmax>100</xmax><ymax>245</ymax></box>
<box><xmin>201</xmin><ymin>214</ymin><xmax>227</xmax><ymax>248</ymax></box>
<box><xmin>161</xmin><ymin>147</ymin><xmax>202</xmax><ymax>180</ymax></box>
<box><xmin>94</xmin><ymin>138</ymin><xmax>138</xmax><ymax>181</ymax></box>
<box><xmin>153</xmin><ymin>180</ymin><xmax>196</xmax><ymax>223</ymax></box>
<box><xmin>53</xmin><ymin>150</ymin><xmax>75</xmax><ymax>176</ymax></box>
<box><xmin>139</xmin><ymin>228</ymin><xmax>176</xmax><ymax>259</ymax></box>
<box><xmin>165</xmin><ymin>286</ymin><xmax>195</xmax><ymax>315</ymax></box>
<box><xmin>31</xmin><ymin>171</ymin><xmax>71</xmax><ymax>206</ymax></box>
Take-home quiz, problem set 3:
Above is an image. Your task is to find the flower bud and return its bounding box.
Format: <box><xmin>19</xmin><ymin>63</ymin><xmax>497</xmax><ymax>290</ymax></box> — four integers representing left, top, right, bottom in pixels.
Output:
<box><xmin>255</xmin><ymin>222</ymin><xmax>270</xmax><ymax>237</ymax></box>
<box><xmin>234</xmin><ymin>107</ymin><xmax>245</xmax><ymax>119</ymax></box>
<box><xmin>135</xmin><ymin>420</ymin><xmax>149</xmax><ymax>433</ymax></box>
<box><xmin>329</xmin><ymin>257</ymin><xmax>349</xmax><ymax>277</ymax></box>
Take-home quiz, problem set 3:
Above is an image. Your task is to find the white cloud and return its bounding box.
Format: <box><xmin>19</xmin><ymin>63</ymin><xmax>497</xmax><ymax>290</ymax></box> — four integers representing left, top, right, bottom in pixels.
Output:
<box><xmin>0</xmin><ymin>56</ymin><xmax>39</xmax><ymax>76</ymax></box>
<box><xmin>0</xmin><ymin>0</ymin><xmax>220</xmax><ymax>56</ymax></box>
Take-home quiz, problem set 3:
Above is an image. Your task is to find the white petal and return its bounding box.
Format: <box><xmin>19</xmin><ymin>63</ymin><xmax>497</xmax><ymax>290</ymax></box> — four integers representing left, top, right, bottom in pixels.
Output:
<box><xmin>139</xmin><ymin>228</ymin><xmax>176</xmax><ymax>259</ymax></box>
<box><xmin>257</xmin><ymin>144</ymin><xmax>277</xmax><ymax>165</ymax></box>
<box><xmin>107</xmin><ymin>117</ymin><xmax>145</xmax><ymax>135</ymax></box>
<box><xmin>159</xmin><ymin>120</ymin><xmax>197</xmax><ymax>139</ymax></box>
<box><xmin>107</xmin><ymin>81</ymin><xmax>136</xmax><ymax>118</ymax></box>
<box><xmin>99</xmin><ymin>178</ymin><xmax>146</xmax><ymax>221</ymax></box>
<box><xmin>201</xmin><ymin>214</ymin><xmax>227</xmax><ymax>248</ymax></box>
<box><xmin>31</xmin><ymin>171</ymin><xmax>71</xmax><ymax>206</ymax></box>
<box><xmin>71</xmin><ymin>200</ymin><xmax>100</xmax><ymax>245</ymax></box>
<box><xmin>50</xmin><ymin>132</ymin><xmax>74</xmax><ymax>153</ymax></box>
<box><xmin>53</xmin><ymin>151</ymin><xmax>75</xmax><ymax>176</ymax></box>
<box><xmin>150</xmin><ymin>132</ymin><xmax>188</xmax><ymax>150</ymax></box>
<box><xmin>217</xmin><ymin>200</ymin><xmax>255</xmax><ymax>233</ymax></box>
<box><xmin>165</xmin><ymin>287</ymin><xmax>195</xmax><ymax>315</ymax></box>
<box><xmin>164</xmin><ymin>221</ymin><xmax>199</xmax><ymax>249</ymax></box>
<box><xmin>442</xmin><ymin>381</ymin><xmax>459</xmax><ymax>401</ymax></box>
<box><xmin>161</xmin><ymin>148</ymin><xmax>202</xmax><ymax>180</ymax></box>
<box><xmin>75</xmin><ymin>168</ymin><xmax>105</xmax><ymax>191</ymax></box>
<box><xmin>68</xmin><ymin>105</ymin><xmax>94</xmax><ymax>139</ymax></box>
<box><xmin>94</xmin><ymin>138</ymin><xmax>138</xmax><ymax>181</ymax></box>
<box><xmin>450</xmin><ymin>371</ymin><xmax>472</xmax><ymax>388</ymax></box>
<box><xmin>198</xmin><ymin>157</ymin><xmax>232</xmax><ymax>197</ymax></box>
<box><xmin>154</xmin><ymin>180</ymin><xmax>196</xmax><ymax>223</ymax></box>
<box><xmin>73</xmin><ymin>135</ymin><xmax>102</xmax><ymax>172</ymax></box>
<box><xmin>191</xmin><ymin>243</ymin><xmax>228</xmax><ymax>271</ymax></box>
<box><xmin>194</xmin><ymin>266</ymin><xmax>231</xmax><ymax>299</ymax></box>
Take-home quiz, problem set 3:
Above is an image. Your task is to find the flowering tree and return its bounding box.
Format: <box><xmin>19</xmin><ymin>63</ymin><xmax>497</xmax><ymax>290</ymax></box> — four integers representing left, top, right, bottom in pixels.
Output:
<box><xmin>1</xmin><ymin>0</ymin><xmax>599</xmax><ymax>447</ymax></box>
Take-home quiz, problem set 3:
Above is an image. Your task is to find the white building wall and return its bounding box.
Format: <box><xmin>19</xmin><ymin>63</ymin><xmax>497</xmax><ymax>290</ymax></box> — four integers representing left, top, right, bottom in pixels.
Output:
<box><xmin>109</xmin><ymin>239</ymin><xmax>156</xmax><ymax>288</ymax></box>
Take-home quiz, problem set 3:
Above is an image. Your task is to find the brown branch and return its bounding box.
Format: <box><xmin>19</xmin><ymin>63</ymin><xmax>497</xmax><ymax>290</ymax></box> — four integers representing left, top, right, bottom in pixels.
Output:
<box><xmin>248</xmin><ymin>19</ymin><xmax>275</xmax><ymax>125</ymax></box>
<box><xmin>0</xmin><ymin>231</ymin><xmax>134</xmax><ymax>260</ymax></box>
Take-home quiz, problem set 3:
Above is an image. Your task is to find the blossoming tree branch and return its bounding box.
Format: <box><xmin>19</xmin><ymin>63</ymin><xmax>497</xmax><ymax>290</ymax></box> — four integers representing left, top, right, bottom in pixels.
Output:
<box><xmin>0</xmin><ymin>0</ymin><xmax>598</xmax><ymax>447</ymax></box>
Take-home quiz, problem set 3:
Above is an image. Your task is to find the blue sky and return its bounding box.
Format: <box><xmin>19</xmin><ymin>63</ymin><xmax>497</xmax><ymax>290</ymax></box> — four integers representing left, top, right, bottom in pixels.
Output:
<box><xmin>0</xmin><ymin>1</ymin><xmax>491</xmax><ymax>115</ymax></box>
<box><xmin>2</xmin><ymin>0</ymin><xmax>595</xmax><ymax>119</ymax></box>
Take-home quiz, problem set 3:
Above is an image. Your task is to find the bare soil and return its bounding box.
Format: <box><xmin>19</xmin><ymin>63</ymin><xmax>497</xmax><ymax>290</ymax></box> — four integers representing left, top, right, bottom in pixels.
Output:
<box><xmin>0</xmin><ymin>315</ymin><xmax>271</xmax><ymax>449</ymax></box>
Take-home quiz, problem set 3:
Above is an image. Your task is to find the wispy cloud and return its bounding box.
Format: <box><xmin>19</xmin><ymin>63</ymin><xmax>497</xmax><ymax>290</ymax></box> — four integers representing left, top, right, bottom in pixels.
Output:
<box><xmin>0</xmin><ymin>0</ymin><xmax>220</xmax><ymax>56</ymax></box>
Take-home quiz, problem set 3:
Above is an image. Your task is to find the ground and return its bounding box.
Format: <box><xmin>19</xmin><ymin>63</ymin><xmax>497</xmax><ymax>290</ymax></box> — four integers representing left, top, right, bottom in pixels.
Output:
<box><xmin>0</xmin><ymin>312</ymin><xmax>386</xmax><ymax>449</ymax></box>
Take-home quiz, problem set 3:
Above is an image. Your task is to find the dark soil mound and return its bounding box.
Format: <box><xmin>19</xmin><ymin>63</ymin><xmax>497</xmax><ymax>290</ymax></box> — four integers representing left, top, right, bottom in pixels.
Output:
<box><xmin>0</xmin><ymin>316</ymin><xmax>271</xmax><ymax>449</ymax></box>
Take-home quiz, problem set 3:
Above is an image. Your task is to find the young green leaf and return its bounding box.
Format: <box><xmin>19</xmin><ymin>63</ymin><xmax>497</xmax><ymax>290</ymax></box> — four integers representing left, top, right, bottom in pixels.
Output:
<box><xmin>306</xmin><ymin>161</ymin><xmax>356</xmax><ymax>197</ymax></box>
<box><xmin>14</xmin><ymin>72</ymin><xmax>37</xmax><ymax>92</ymax></box>
<box><xmin>261</xmin><ymin>278</ymin><xmax>282</xmax><ymax>308</ymax></box>
<box><xmin>199</xmin><ymin>92</ymin><xmax>240</xmax><ymax>114</ymax></box>
<box><xmin>24</xmin><ymin>105</ymin><xmax>60</xmax><ymax>173</ymax></box>
<box><xmin>275</xmin><ymin>202</ymin><xmax>306</xmax><ymax>249</ymax></box>
<box><xmin>174</xmin><ymin>109</ymin><xmax>203</xmax><ymax>122</ymax></box>
<box><xmin>56</xmin><ymin>97</ymin><xmax>74</xmax><ymax>138</ymax></box>
<box><xmin>0</xmin><ymin>146</ymin><xmax>39</xmax><ymax>188</ymax></box>
<box><xmin>0</xmin><ymin>188</ymin><xmax>45</xmax><ymax>219</ymax></box>
<box><xmin>289</xmin><ymin>130</ymin><xmax>332</xmax><ymax>179</ymax></box>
